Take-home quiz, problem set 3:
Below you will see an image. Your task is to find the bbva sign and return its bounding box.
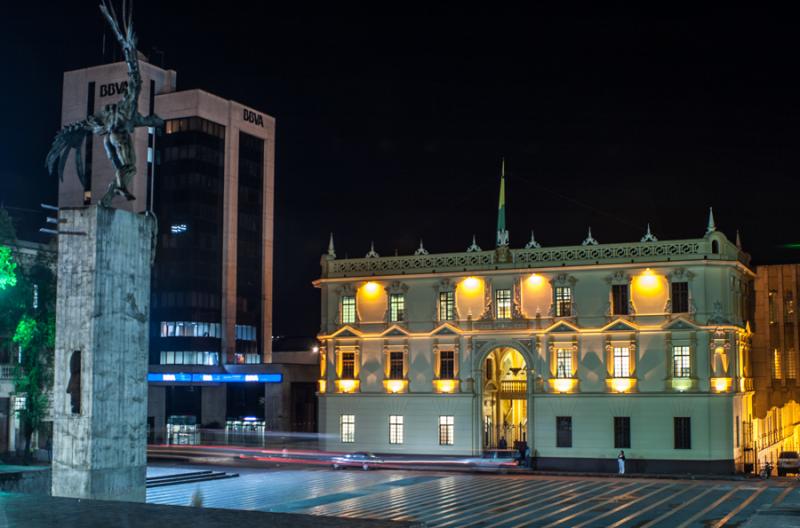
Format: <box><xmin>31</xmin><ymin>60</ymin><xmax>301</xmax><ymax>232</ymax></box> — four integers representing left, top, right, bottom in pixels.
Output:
<box><xmin>99</xmin><ymin>81</ymin><xmax>128</xmax><ymax>97</ymax></box>
<box><xmin>243</xmin><ymin>109</ymin><xmax>264</xmax><ymax>127</ymax></box>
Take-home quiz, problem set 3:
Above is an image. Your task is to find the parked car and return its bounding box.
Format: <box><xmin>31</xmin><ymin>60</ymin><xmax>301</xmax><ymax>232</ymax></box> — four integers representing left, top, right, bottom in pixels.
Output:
<box><xmin>777</xmin><ymin>451</ymin><xmax>800</xmax><ymax>476</ymax></box>
<box><xmin>331</xmin><ymin>452</ymin><xmax>383</xmax><ymax>470</ymax></box>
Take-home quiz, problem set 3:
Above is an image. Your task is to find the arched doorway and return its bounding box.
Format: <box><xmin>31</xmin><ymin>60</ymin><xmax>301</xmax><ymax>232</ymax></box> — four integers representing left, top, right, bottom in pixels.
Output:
<box><xmin>482</xmin><ymin>347</ymin><xmax>528</xmax><ymax>449</ymax></box>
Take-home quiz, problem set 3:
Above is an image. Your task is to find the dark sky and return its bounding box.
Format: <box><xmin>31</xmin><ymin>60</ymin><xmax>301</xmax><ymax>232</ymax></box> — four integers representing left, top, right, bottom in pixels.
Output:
<box><xmin>2</xmin><ymin>4</ymin><xmax>799</xmax><ymax>338</ymax></box>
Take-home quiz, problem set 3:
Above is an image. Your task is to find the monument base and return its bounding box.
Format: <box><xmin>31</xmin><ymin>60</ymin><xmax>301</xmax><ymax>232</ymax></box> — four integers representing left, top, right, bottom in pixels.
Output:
<box><xmin>51</xmin><ymin>205</ymin><xmax>154</xmax><ymax>502</ymax></box>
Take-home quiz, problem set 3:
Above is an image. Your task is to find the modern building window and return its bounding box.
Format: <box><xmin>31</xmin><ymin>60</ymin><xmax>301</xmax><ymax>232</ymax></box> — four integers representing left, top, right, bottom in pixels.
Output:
<box><xmin>389</xmin><ymin>415</ymin><xmax>404</xmax><ymax>444</ymax></box>
<box><xmin>235</xmin><ymin>324</ymin><xmax>256</xmax><ymax>341</ymax></box>
<box><xmin>613</xmin><ymin>347</ymin><xmax>631</xmax><ymax>377</ymax></box>
<box><xmin>672</xmin><ymin>346</ymin><xmax>691</xmax><ymax>378</ymax></box>
<box><xmin>439</xmin><ymin>415</ymin><xmax>454</xmax><ymax>445</ymax></box>
<box><xmin>244</xmin><ymin>353</ymin><xmax>260</xmax><ymax>364</ymax></box>
<box><xmin>674</xmin><ymin>417</ymin><xmax>691</xmax><ymax>449</ymax></box>
<box><xmin>555</xmin><ymin>287</ymin><xmax>572</xmax><ymax>317</ymax></box>
<box><xmin>439</xmin><ymin>291</ymin><xmax>455</xmax><ymax>320</ymax></box>
<box><xmin>671</xmin><ymin>282</ymin><xmax>689</xmax><ymax>313</ymax></box>
<box><xmin>612</xmin><ymin>284</ymin><xmax>629</xmax><ymax>315</ymax></box>
<box><xmin>160</xmin><ymin>351</ymin><xmax>219</xmax><ymax>366</ymax></box>
<box><xmin>495</xmin><ymin>289</ymin><xmax>512</xmax><ymax>319</ymax></box>
<box><xmin>340</xmin><ymin>414</ymin><xmax>355</xmax><ymax>443</ymax></box>
<box><xmin>439</xmin><ymin>350</ymin><xmax>455</xmax><ymax>379</ymax></box>
<box><xmin>556</xmin><ymin>416</ymin><xmax>572</xmax><ymax>448</ymax></box>
<box><xmin>341</xmin><ymin>295</ymin><xmax>356</xmax><ymax>324</ymax></box>
<box><xmin>341</xmin><ymin>352</ymin><xmax>356</xmax><ymax>379</ymax></box>
<box><xmin>556</xmin><ymin>348</ymin><xmax>572</xmax><ymax>378</ymax></box>
<box><xmin>389</xmin><ymin>293</ymin><xmax>405</xmax><ymax>322</ymax></box>
<box><xmin>389</xmin><ymin>351</ymin><xmax>404</xmax><ymax>380</ymax></box>
<box><xmin>614</xmin><ymin>417</ymin><xmax>631</xmax><ymax>449</ymax></box>
<box><xmin>160</xmin><ymin>321</ymin><xmax>221</xmax><ymax>338</ymax></box>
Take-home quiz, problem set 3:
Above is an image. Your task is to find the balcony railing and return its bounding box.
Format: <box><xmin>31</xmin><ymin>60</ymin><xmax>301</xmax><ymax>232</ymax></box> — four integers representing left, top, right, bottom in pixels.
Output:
<box><xmin>499</xmin><ymin>380</ymin><xmax>527</xmax><ymax>398</ymax></box>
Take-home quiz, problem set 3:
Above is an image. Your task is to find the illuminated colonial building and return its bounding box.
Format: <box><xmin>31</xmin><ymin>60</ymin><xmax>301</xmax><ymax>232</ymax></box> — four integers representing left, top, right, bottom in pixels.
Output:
<box><xmin>316</xmin><ymin>171</ymin><xmax>754</xmax><ymax>473</ymax></box>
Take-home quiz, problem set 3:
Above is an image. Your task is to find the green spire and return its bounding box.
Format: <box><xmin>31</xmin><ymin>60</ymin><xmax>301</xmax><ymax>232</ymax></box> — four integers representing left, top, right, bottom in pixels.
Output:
<box><xmin>496</xmin><ymin>158</ymin><xmax>509</xmax><ymax>247</ymax></box>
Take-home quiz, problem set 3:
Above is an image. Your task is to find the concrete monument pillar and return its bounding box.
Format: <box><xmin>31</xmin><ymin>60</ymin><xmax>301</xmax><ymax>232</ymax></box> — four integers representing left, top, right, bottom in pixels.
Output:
<box><xmin>52</xmin><ymin>205</ymin><xmax>154</xmax><ymax>501</ymax></box>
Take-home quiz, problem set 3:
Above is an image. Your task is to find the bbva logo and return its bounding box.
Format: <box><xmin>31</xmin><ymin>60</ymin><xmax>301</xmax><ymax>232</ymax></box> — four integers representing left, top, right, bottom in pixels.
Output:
<box><xmin>99</xmin><ymin>81</ymin><xmax>128</xmax><ymax>97</ymax></box>
<box><xmin>243</xmin><ymin>109</ymin><xmax>264</xmax><ymax>127</ymax></box>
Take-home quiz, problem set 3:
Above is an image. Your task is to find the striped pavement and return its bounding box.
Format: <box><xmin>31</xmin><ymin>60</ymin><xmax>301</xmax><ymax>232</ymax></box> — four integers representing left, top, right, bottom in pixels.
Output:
<box><xmin>146</xmin><ymin>465</ymin><xmax>799</xmax><ymax>527</ymax></box>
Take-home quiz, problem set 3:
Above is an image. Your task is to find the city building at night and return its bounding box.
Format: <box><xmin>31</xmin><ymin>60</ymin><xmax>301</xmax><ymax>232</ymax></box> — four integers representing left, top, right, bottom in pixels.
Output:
<box><xmin>56</xmin><ymin>56</ymin><xmax>316</xmax><ymax>441</ymax></box>
<box><xmin>316</xmin><ymin>172</ymin><xmax>755</xmax><ymax>473</ymax></box>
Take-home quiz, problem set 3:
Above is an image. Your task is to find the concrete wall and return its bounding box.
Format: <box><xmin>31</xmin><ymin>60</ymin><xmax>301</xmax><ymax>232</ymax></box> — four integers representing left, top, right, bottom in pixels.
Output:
<box><xmin>52</xmin><ymin>206</ymin><xmax>153</xmax><ymax>501</ymax></box>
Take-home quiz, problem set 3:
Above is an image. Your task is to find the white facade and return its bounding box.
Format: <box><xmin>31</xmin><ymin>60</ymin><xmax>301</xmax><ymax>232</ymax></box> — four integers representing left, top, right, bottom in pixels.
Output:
<box><xmin>316</xmin><ymin>221</ymin><xmax>755</xmax><ymax>473</ymax></box>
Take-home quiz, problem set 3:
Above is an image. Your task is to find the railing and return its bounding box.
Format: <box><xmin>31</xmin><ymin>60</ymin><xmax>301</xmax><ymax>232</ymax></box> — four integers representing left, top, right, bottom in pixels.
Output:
<box><xmin>0</xmin><ymin>365</ymin><xmax>15</xmax><ymax>380</ymax></box>
<box><xmin>499</xmin><ymin>380</ymin><xmax>527</xmax><ymax>395</ymax></box>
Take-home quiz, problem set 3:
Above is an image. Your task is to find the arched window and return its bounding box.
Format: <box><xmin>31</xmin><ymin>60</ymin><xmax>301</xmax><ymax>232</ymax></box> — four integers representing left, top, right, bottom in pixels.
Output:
<box><xmin>711</xmin><ymin>240</ymin><xmax>719</xmax><ymax>254</ymax></box>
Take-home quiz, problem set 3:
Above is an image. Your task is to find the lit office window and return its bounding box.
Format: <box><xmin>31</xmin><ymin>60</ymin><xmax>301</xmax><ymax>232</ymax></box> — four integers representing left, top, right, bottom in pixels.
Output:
<box><xmin>439</xmin><ymin>416</ymin><xmax>454</xmax><ymax>445</ymax></box>
<box><xmin>245</xmin><ymin>353</ymin><xmax>260</xmax><ymax>364</ymax></box>
<box><xmin>235</xmin><ymin>325</ymin><xmax>257</xmax><ymax>341</ymax></box>
<box><xmin>439</xmin><ymin>350</ymin><xmax>455</xmax><ymax>379</ymax></box>
<box><xmin>613</xmin><ymin>347</ymin><xmax>630</xmax><ymax>378</ymax></box>
<box><xmin>341</xmin><ymin>296</ymin><xmax>356</xmax><ymax>324</ymax></box>
<box><xmin>612</xmin><ymin>284</ymin><xmax>629</xmax><ymax>315</ymax></box>
<box><xmin>341</xmin><ymin>352</ymin><xmax>355</xmax><ymax>379</ymax></box>
<box><xmin>556</xmin><ymin>348</ymin><xmax>572</xmax><ymax>378</ymax></box>
<box><xmin>439</xmin><ymin>291</ymin><xmax>455</xmax><ymax>320</ymax></box>
<box><xmin>170</xmin><ymin>223</ymin><xmax>188</xmax><ymax>234</ymax></box>
<box><xmin>160</xmin><ymin>351</ymin><xmax>219</xmax><ymax>366</ymax></box>
<box><xmin>160</xmin><ymin>321</ymin><xmax>221</xmax><ymax>338</ymax></box>
<box><xmin>389</xmin><ymin>415</ymin><xmax>404</xmax><ymax>444</ymax></box>
<box><xmin>674</xmin><ymin>417</ymin><xmax>691</xmax><ymax>449</ymax></box>
<box><xmin>555</xmin><ymin>287</ymin><xmax>572</xmax><ymax>317</ymax></box>
<box><xmin>495</xmin><ymin>289</ymin><xmax>512</xmax><ymax>319</ymax></box>
<box><xmin>389</xmin><ymin>294</ymin><xmax>405</xmax><ymax>322</ymax></box>
<box><xmin>340</xmin><ymin>415</ymin><xmax>355</xmax><ymax>443</ymax></box>
<box><xmin>389</xmin><ymin>351</ymin><xmax>404</xmax><ymax>380</ymax></box>
<box><xmin>672</xmin><ymin>346</ymin><xmax>691</xmax><ymax>378</ymax></box>
<box><xmin>671</xmin><ymin>282</ymin><xmax>689</xmax><ymax>313</ymax></box>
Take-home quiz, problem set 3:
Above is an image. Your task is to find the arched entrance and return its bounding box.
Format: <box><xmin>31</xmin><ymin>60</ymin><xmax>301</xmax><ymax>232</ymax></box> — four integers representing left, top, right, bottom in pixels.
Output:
<box><xmin>482</xmin><ymin>347</ymin><xmax>528</xmax><ymax>449</ymax></box>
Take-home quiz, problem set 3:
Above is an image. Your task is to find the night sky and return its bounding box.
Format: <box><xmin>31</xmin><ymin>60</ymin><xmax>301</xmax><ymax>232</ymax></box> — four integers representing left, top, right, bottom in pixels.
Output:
<box><xmin>2</xmin><ymin>4</ymin><xmax>798</xmax><ymax>338</ymax></box>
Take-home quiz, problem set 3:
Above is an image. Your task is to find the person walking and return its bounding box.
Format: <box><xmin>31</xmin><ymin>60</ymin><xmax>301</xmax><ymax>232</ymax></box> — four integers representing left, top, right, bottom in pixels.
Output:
<box><xmin>498</xmin><ymin>436</ymin><xmax>507</xmax><ymax>449</ymax></box>
<box><xmin>617</xmin><ymin>450</ymin><xmax>626</xmax><ymax>475</ymax></box>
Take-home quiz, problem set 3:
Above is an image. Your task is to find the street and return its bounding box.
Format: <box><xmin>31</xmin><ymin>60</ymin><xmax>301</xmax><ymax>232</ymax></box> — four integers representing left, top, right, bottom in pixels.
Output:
<box><xmin>146</xmin><ymin>464</ymin><xmax>799</xmax><ymax>527</ymax></box>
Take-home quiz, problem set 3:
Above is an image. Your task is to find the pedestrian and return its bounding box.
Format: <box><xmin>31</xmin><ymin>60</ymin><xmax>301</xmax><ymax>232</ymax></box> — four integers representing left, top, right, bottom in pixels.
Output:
<box><xmin>498</xmin><ymin>436</ymin><xmax>507</xmax><ymax>449</ymax></box>
<box><xmin>525</xmin><ymin>445</ymin><xmax>531</xmax><ymax>468</ymax></box>
<box><xmin>617</xmin><ymin>450</ymin><xmax>626</xmax><ymax>475</ymax></box>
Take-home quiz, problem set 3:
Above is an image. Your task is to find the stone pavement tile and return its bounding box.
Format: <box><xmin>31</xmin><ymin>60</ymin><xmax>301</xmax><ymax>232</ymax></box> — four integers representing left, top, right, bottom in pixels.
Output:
<box><xmin>742</xmin><ymin>500</ymin><xmax>800</xmax><ymax>528</ymax></box>
<box><xmin>0</xmin><ymin>493</ymin><xmax>425</xmax><ymax>528</ymax></box>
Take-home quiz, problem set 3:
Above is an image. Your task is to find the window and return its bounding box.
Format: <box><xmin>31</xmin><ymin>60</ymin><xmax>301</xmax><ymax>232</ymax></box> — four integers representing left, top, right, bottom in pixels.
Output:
<box><xmin>672</xmin><ymin>346</ymin><xmax>691</xmax><ymax>378</ymax></box>
<box><xmin>341</xmin><ymin>352</ymin><xmax>355</xmax><ymax>379</ymax></box>
<box><xmin>160</xmin><ymin>321</ymin><xmax>221</xmax><ymax>338</ymax></box>
<box><xmin>674</xmin><ymin>417</ymin><xmax>691</xmax><ymax>449</ymax></box>
<box><xmin>613</xmin><ymin>347</ymin><xmax>630</xmax><ymax>377</ymax></box>
<box><xmin>614</xmin><ymin>417</ymin><xmax>631</xmax><ymax>449</ymax></box>
<box><xmin>485</xmin><ymin>358</ymin><xmax>494</xmax><ymax>381</ymax></box>
<box><xmin>556</xmin><ymin>348</ymin><xmax>572</xmax><ymax>378</ymax></box>
<box><xmin>439</xmin><ymin>291</ymin><xmax>455</xmax><ymax>320</ymax></box>
<box><xmin>555</xmin><ymin>287</ymin><xmax>572</xmax><ymax>317</ymax></box>
<box><xmin>340</xmin><ymin>414</ymin><xmax>355</xmax><ymax>443</ymax></box>
<box><xmin>341</xmin><ymin>296</ymin><xmax>356</xmax><ymax>324</ymax></box>
<box><xmin>496</xmin><ymin>289</ymin><xmax>512</xmax><ymax>319</ymax></box>
<box><xmin>439</xmin><ymin>416</ymin><xmax>454</xmax><ymax>445</ymax></box>
<box><xmin>160</xmin><ymin>351</ymin><xmax>219</xmax><ymax>366</ymax></box>
<box><xmin>671</xmin><ymin>282</ymin><xmax>689</xmax><ymax>313</ymax></box>
<box><xmin>235</xmin><ymin>325</ymin><xmax>256</xmax><ymax>341</ymax></box>
<box><xmin>440</xmin><ymin>350</ymin><xmax>455</xmax><ymax>379</ymax></box>
<box><xmin>389</xmin><ymin>415</ymin><xmax>404</xmax><ymax>444</ymax></box>
<box><xmin>389</xmin><ymin>351</ymin><xmax>404</xmax><ymax>380</ymax></box>
<box><xmin>556</xmin><ymin>416</ymin><xmax>572</xmax><ymax>447</ymax></box>
<box><xmin>773</xmin><ymin>348</ymin><xmax>783</xmax><ymax>380</ymax></box>
<box><xmin>389</xmin><ymin>293</ymin><xmax>405</xmax><ymax>322</ymax></box>
<box><xmin>612</xmin><ymin>284</ymin><xmax>629</xmax><ymax>315</ymax></box>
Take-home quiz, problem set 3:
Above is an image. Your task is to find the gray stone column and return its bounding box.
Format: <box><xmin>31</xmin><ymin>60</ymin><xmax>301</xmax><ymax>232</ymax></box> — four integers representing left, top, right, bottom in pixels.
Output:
<box><xmin>52</xmin><ymin>206</ymin><xmax>153</xmax><ymax>502</ymax></box>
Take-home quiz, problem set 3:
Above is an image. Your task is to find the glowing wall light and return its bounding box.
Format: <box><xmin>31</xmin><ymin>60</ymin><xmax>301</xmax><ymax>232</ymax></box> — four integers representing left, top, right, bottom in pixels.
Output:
<box><xmin>336</xmin><ymin>379</ymin><xmax>359</xmax><ymax>393</ymax></box>
<box><xmin>527</xmin><ymin>273</ymin><xmax>544</xmax><ymax>287</ymax></box>
<box><xmin>462</xmin><ymin>277</ymin><xmax>481</xmax><ymax>292</ymax></box>
<box><xmin>383</xmin><ymin>379</ymin><xmax>408</xmax><ymax>394</ymax></box>
<box><xmin>711</xmin><ymin>377</ymin><xmax>732</xmax><ymax>393</ymax></box>
<box><xmin>671</xmin><ymin>378</ymin><xmax>693</xmax><ymax>392</ymax></box>
<box><xmin>433</xmin><ymin>379</ymin><xmax>458</xmax><ymax>393</ymax></box>
<box><xmin>318</xmin><ymin>379</ymin><xmax>327</xmax><ymax>393</ymax></box>
<box><xmin>610</xmin><ymin>378</ymin><xmax>635</xmax><ymax>393</ymax></box>
<box><xmin>634</xmin><ymin>268</ymin><xmax>661</xmax><ymax>293</ymax></box>
<box><xmin>550</xmin><ymin>378</ymin><xmax>578</xmax><ymax>394</ymax></box>
<box><xmin>363</xmin><ymin>281</ymin><xmax>381</xmax><ymax>296</ymax></box>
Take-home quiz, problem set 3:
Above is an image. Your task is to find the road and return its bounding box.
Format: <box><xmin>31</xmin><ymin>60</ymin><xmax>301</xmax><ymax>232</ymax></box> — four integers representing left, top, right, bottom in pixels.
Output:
<box><xmin>146</xmin><ymin>463</ymin><xmax>799</xmax><ymax>527</ymax></box>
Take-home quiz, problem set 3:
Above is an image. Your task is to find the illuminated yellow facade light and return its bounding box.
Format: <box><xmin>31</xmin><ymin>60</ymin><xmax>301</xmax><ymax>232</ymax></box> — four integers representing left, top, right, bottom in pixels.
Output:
<box><xmin>549</xmin><ymin>378</ymin><xmax>579</xmax><ymax>394</ymax></box>
<box><xmin>461</xmin><ymin>276</ymin><xmax>481</xmax><ymax>292</ymax></box>
<box><xmin>671</xmin><ymin>378</ymin><xmax>693</xmax><ymax>392</ymax></box>
<box><xmin>318</xmin><ymin>379</ymin><xmax>327</xmax><ymax>393</ymax></box>
<box><xmin>363</xmin><ymin>281</ymin><xmax>381</xmax><ymax>296</ymax></box>
<box><xmin>711</xmin><ymin>377</ymin><xmax>732</xmax><ymax>393</ymax></box>
<box><xmin>634</xmin><ymin>268</ymin><xmax>661</xmax><ymax>292</ymax></box>
<box><xmin>607</xmin><ymin>378</ymin><xmax>636</xmax><ymax>393</ymax></box>
<box><xmin>433</xmin><ymin>379</ymin><xmax>459</xmax><ymax>394</ymax></box>
<box><xmin>335</xmin><ymin>379</ymin><xmax>360</xmax><ymax>393</ymax></box>
<box><xmin>527</xmin><ymin>273</ymin><xmax>544</xmax><ymax>287</ymax></box>
<box><xmin>383</xmin><ymin>379</ymin><xmax>409</xmax><ymax>394</ymax></box>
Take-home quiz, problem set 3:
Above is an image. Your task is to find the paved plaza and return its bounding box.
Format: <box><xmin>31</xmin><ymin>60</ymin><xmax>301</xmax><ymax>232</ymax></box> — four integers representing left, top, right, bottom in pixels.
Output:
<box><xmin>146</xmin><ymin>464</ymin><xmax>800</xmax><ymax>527</ymax></box>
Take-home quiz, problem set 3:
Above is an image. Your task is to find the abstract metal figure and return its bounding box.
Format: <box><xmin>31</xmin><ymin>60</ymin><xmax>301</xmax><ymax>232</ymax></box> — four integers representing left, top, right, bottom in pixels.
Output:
<box><xmin>46</xmin><ymin>0</ymin><xmax>163</xmax><ymax>207</ymax></box>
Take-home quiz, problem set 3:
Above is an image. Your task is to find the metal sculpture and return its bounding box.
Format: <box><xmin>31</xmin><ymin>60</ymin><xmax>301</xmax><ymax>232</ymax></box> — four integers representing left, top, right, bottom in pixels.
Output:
<box><xmin>46</xmin><ymin>0</ymin><xmax>163</xmax><ymax>207</ymax></box>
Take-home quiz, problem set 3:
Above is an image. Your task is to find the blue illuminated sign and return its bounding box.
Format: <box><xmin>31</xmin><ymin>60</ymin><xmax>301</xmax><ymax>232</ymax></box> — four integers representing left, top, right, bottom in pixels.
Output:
<box><xmin>147</xmin><ymin>373</ymin><xmax>282</xmax><ymax>383</ymax></box>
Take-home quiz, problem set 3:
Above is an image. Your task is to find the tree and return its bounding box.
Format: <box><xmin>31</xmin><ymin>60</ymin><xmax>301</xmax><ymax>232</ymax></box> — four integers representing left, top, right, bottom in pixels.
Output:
<box><xmin>0</xmin><ymin>208</ymin><xmax>56</xmax><ymax>463</ymax></box>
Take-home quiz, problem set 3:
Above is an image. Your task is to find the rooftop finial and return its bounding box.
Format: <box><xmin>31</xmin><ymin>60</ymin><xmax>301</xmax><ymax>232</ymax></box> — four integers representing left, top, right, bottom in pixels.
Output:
<box><xmin>327</xmin><ymin>232</ymin><xmax>336</xmax><ymax>259</ymax></box>
<box><xmin>496</xmin><ymin>158</ymin><xmax>509</xmax><ymax>247</ymax></box>
<box><xmin>414</xmin><ymin>239</ymin><xmax>429</xmax><ymax>256</ymax></box>
<box><xmin>365</xmin><ymin>241</ymin><xmax>379</xmax><ymax>258</ymax></box>
<box><xmin>640</xmin><ymin>223</ymin><xmax>658</xmax><ymax>243</ymax></box>
<box><xmin>581</xmin><ymin>227</ymin><xmax>599</xmax><ymax>246</ymax></box>
<box><xmin>466</xmin><ymin>234</ymin><xmax>482</xmax><ymax>252</ymax></box>
<box><xmin>524</xmin><ymin>229</ymin><xmax>541</xmax><ymax>249</ymax></box>
<box><xmin>705</xmin><ymin>207</ymin><xmax>716</xmax><ymax>236</ymax></box>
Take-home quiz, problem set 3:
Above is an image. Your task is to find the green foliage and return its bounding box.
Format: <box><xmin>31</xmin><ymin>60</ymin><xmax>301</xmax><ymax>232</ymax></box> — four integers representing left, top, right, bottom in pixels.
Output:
<box><xmin>0</xmin><ymin>245</ymin><xmax>17</xmax><ymax>290</ymax></box>
<box><xmin>13</xmin><ymin>315</ymin><xmax>37</xmax><ymax>351</ymax></box>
